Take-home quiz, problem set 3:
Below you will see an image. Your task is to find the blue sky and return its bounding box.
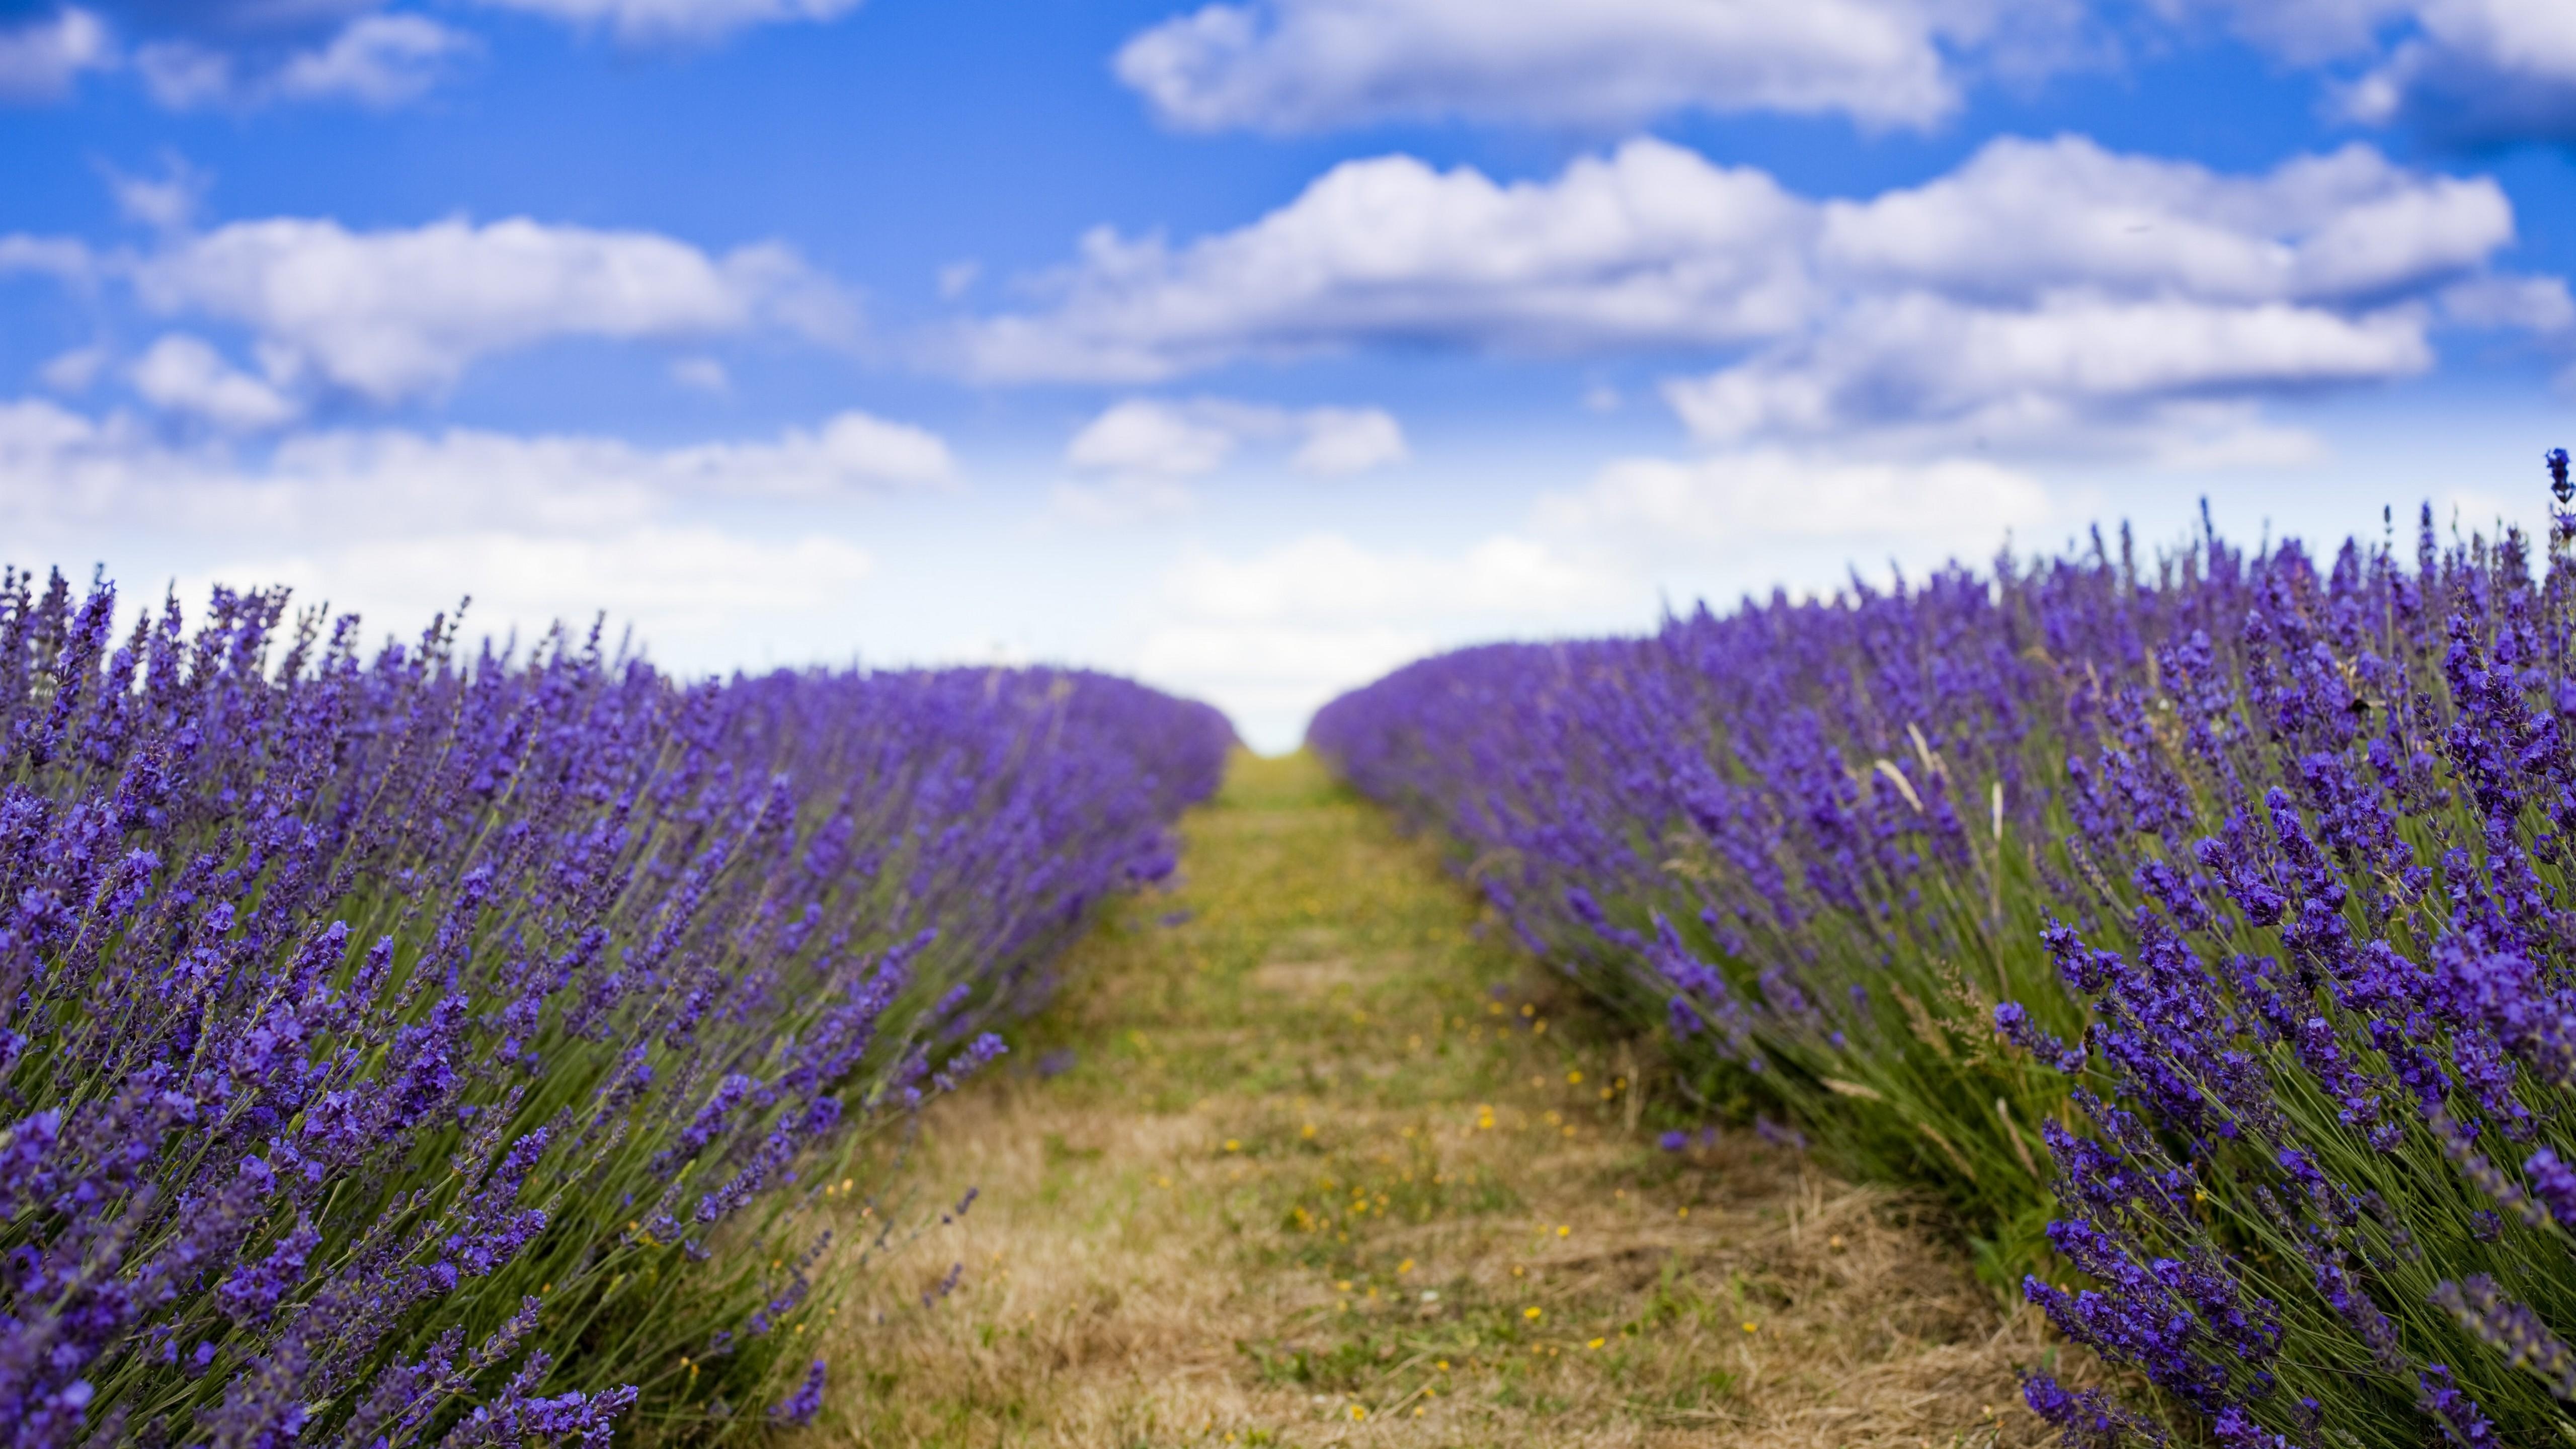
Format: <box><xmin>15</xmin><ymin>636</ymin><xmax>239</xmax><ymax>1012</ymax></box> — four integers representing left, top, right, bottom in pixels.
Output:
<box><xmin>3</xmin><ymin>0</ymin><xmax>2574</xmax><ymax>749</ymax></box>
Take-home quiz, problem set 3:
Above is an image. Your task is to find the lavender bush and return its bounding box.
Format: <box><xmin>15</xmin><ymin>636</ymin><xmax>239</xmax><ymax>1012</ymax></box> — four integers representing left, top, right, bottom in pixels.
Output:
<box><xmin>1312</xmin><ymin>466</ymin><xmax>2576</xmax><ymax>1446</ymax></box>
<box><xmin>0</xmin><ymin>571</ymin><xmax>1231</xmax><ymax>1447</ymax></box>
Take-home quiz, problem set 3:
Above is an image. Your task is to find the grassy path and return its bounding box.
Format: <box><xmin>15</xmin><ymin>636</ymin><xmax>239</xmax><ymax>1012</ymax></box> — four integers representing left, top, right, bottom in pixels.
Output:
<box><xmin>820</xmin><ymin>753</ymin><xmax>2056</xmax><ymax>1447</ymax></box>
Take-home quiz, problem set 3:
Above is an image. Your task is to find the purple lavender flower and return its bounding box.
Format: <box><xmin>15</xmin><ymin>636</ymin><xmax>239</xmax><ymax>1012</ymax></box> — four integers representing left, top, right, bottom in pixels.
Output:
<box><xmin>767</xmin><ymin>1358</ymin><xmax>827</xmax><ymax>1426</ymax></box>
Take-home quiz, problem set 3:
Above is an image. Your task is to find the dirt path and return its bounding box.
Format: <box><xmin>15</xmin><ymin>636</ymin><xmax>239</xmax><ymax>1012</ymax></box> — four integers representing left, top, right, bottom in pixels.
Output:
<box><xmin>819</xmin><ymin>752</ymin><xmax>2058</xmax><ymax>1447</ymax></box>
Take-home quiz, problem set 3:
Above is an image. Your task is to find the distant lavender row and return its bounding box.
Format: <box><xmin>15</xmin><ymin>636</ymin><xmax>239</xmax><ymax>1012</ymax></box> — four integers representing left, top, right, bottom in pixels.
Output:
<box><xmin>1312</xmin><ymin>478</ymin><xmax>2576</xmax><ymax>1448</ymax></box>
<box><xmin>0</xmin><ymin>570</ymin><xmax>1232</xmax><ymax>1447</ymax></box>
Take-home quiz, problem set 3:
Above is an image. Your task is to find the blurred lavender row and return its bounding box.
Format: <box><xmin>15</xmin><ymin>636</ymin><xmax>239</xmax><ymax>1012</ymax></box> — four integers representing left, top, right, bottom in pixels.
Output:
<box><xmin>0</xmin><ymin>570</ymin><xmax>1231</xmax><ymax>1447</ymax></box>
<box><xmin>1312</xmin><ymin>468</ymin><xmax>2576</xmax><ymax>1447</ymax></box>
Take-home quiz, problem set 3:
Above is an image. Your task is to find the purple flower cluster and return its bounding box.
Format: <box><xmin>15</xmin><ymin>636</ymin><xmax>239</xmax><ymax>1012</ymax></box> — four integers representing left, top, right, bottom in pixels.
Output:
<box><xmin>1310</xmin><ymin>479</ymin><xmax>2576</xmax><ymax>1448</ymax></box>
<box><xmin>0</xmin><ymin>572</ymin><xmax>1231</xmax><ymax>1446</ymax></box>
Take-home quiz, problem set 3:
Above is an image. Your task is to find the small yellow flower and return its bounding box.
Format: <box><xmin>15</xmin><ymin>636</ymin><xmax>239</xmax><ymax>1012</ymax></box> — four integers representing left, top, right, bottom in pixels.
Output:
<box><xmin>1587</xmin><ymin>1337</ymin><xmax>1605</xmax><ymax>1350</ymax></box>
<box><xmin>1566</xmin><ymin>1070</ymin><xmax>1583</xmax><ymax>1085</ymax></box>
<box><xmin>1398</xmin><ymin>1258</ymin><xmax>1415</xmax><ymax>1274</ymax></box>
<box><xmin>1677</xmin><ymin>1206</ymin><xmax>1689</xmax><ymax>1219</ymax></box>
<box><xmin>1348</xmin><ymin>1405</ymin><xmax>1366</xmax><ymax>1422</ymax></box>
<box><xmin>1224</xmin><ymin>1139</ymin><xmax>1240</xmax><ymax>1152</ymax></box>
<box><xmin>1338</xmin><ymin>1280</ymin><xmax>1352</xmax><ymax>1292</ymax></box>
<box><xmin>1436</xmin><ymin>1360</ymin><xmax>1450</xmax><ymax>1371</ymax></box>
<box><xmin>1523</xmin><ymin>1306</ymin><xmax>1542</xmax><ymax>1321</ymax></box>
<box><xmin>1301</xmin><ymin>1122</ymin><xmax>1317</xmax><ymax>1139</ymax></box>
<box><xmin>1556</xmin><ymin>1224</ymin><xmax>1570</xmax><ymax>1238</ymax></box>
<box><xmin>1741</xmin><ymin>1321</ymin><xmax>1758</xmax><ymax>1333</ymax></box>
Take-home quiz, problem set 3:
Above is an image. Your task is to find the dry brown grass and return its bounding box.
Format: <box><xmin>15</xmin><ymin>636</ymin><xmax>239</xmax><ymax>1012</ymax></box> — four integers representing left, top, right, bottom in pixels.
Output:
<box><xmin>806</xmin><ymin>753</ymin><xmax>2089</xmax><ymax>1448</ymax></box>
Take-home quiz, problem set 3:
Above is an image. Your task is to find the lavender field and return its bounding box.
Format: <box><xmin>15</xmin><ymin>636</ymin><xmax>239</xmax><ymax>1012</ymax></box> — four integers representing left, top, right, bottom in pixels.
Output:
<box><xmin>0</xmin><ymin>574</ymin><xmax>1230</xmax><ymax>1446</ymax></box>
<box><xmin>25</xmin><ymin>460</ymin><xmax>2576</xmax><ymax>1448</ymax></box>
<box><xmin>1313</xmin><ymin>456</ymin><xmax>2576</xmax><ymax>1447</ymax></box>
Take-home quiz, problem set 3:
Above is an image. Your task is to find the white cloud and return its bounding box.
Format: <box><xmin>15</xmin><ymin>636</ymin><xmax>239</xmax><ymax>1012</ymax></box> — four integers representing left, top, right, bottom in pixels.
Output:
<box><xmin>669</xmin><ymin>355</ymin><xmax>731</xmax><ymax>392</ymax></box>
<box><xmin>1533</xmin><ymin>449</ymin><xmax>2055</xmax><ymax>556</ymax></box>
<box><xmin>1811</xmin><ymin>136</ymin><xmax>2512</xmax><ymax>306</ymax></box>
<box><xmin>133</xmin><ymin>215</ymin><xmax>855</xmax><ymax>401</ymax></box>
<box><xmin>2342</xmin><ymin>1</ymin><xmax>2576</xmax><ymax>145</ymax></box>
<box><xmin>656</xmin><ymin>409</ymin><xmax>955</xmax><ymax>492</ymax></box>
<box><xmin>1167</xmin><ymin>532</ymin><xmax>1604</xmax><ymax>623</ymax></box>
<box><xmin>272</xmin><ymin>14</ymin><xmax>475</xmax><ymax>105</ymax></box>
<box><xmin>1061</xmin><ymin>396</ymin><xmax>1408</xmax><ymax>492</ymax></box>
<box><xmin>1662</xmin><ymin>294</ymin><xmax>2429</xmax><ymax>453</ymax></box>
<box><xmin>134</xmin><ymin>41</ymin><xmax>232</xmax><ymax>108</ymax></box>
<box><xmin>103</xmin><ymin>153</ymin><xmax>211</xmax><ymax>231</ymax></box>
<box><xmin>38</xmin><ymin>344</ymin><xmax>109</xmax><ymax>393</ymax></box>
<box><xmin>1656</xmin><ymin>135</ymin><xmax>2517</xmax><ymax>454</ymax></box>
<box><xmin>201</xmin><ymin>527</ymin><xmax>875</xmax><ymax>656</ymax></box>
<box><xmin>0</xmin><ymin>398</ymin><xmax>949</xmax><ymax>539</ymax></box>
<box><xmin>0</xmin><ymin>234</ymin><xmax>97</xmax><ymax>287</ymax></box>
<box><xmin>935</xmin><ymin>260</ymin><xmax>981</xmax><ymax>299</ymax></box>
<box><xmin>0</xmin><ymin>396</ymin><xmax>937</xmax><ymax>671</ymax></box>
<box><xmin>2170</xmin><ymin>1</ymin><xmax>2576</xmax><ymax>145</ymax></box>
<box><xmin>0</xmin><ymin>7</ymin><xmax>112</xmax><ymax>104</ymax></box>
<box><xmin>1048</xmin><ymin>473</ymin><xmax>1198</xmax><ymax>525</ymax></box>
<box><xmin>1068</xmin><ymin>398</ymin><xmax>1245</xmax><ymax>477</ymax></box>
<box><xmin>2152</xmin><ymin>0</ymin><xmax>2411</xmax><ymax>62</ymax></box>
<box><xmin>1113</xmin><ymin>0</ymin><xmax>2082</xmax><ymax>134</ymax></box>
<box><xmin>955</xmin><ymin>139</ymin><xmax>1813</xmax><ymax>381</ymax></box>
<box><xmin>1289</xmin><ymin>405</ymin><xmax>1406</xmax><ymax>474</ymax></box>
<box><xmin>136</xmin><ymin>14</ymin><xmax>475</xmax><ymax>110</ymax></box>
<box><xmin>962</xmin><ymin>131</ymin><xmax>2535</xmax><ymax>457</ymax></box>
<box><xmin>129</xmin><ymin>333</ymin><xmax>301</xmax><ymax>430</ymax></box>
<box><xmin>469</xmin><ymin>0</ymin><xmax>864</xmax><ymax>44</ymax></box>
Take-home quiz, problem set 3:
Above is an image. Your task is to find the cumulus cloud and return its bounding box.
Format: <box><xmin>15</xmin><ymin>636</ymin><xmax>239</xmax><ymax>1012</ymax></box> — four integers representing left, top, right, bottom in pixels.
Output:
<box><xmin>38</xmin><ymin>344</ymin><xmax>110</xmax><ymax>393</ymax></box>
<box><xmin>956</xmin><ymin>139</ymin><xmax>1812</xmax><ymax>381</ymax></box>
<box><xmin>1288</xmin><ymin>406</ymin><xmax>1406</xmax><ymax>474</ymax></box>
<box><xmin>131</xmin><ymin>215</ymin><xmax>855</xmax><ymax>400</ymax></box>
<box><xmin>102</xmin><ymin>152</ymin><xmax>210</xmax><ymax>231</ymax></box>
<box><xmin>136</xmin><ymin>12</ymin><xmax>475</xmax><ymax>110</ymax></box>
<box><xmin>0</xmin><ymin>234</ymin><xmax>98</xmax><ymax>287</ymax></box>
<box><xmin>2342</xmin><ymin>2</ymin><xmax>2576</xmax><ymax>146</ymax></box>
<box><xmin>2169</xmin><ymin>1</ymin><xmax>2576</xmax><ymax>146</ymax></box>
<box><xmin>1113</xmin><ymin>0</ymin><xmax>2083</xmax><ymax>134</ymax></box>
<box><xmin>1533</xmin><ymin>449</ymin><xmax>2054</xmax><ymax>556</ymax></box>
<box><xmin>1054</xmin><ymin>397</ymin><xmax>1407</xmax><ymax>519</ymax></box>
<box><xmin>964</xmin><ymin>133</ymin><xmax>2542</xmax><ymax>458</ymax></box>
<box><xmin>1663</xmin><ymin>135</ymin><xmax>2522</xmax><ymax>453</ymax></box>
<box><xmin>0</xmin><ymin>397</ymin><xmax>949</xmax><ymax>539</ymax></box>
<box><xmin>467</xmin><ymin>0</ymin><xmax>864</xmax><ymax>45</ymax></box>
<box><xmin>1064</xmin><ymin>395</ymin><xmax>1408</xmax><ymax>481</ymax></box>
<box><xmin>0</xmin><ymin>7</ymin><xmax>113</xmax><ymax>103</ymax></box>
<box><xmin>128</xmin><ymin>333</ymin><xmax>300</xmax><ymax>430</ymax></box>
<box><xmin>0</xmin><ymin>395</ymin><xmax>935</xmax><ymax>669</ymax></box>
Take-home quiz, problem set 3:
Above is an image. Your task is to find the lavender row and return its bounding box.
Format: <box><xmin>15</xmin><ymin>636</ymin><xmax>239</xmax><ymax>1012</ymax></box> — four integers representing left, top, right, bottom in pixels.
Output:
<box><xmin>1312</xmin><ymin>474</ymin><xmax>2576</xmax><ymax>1447</ymax></box>
<box><xmin>0</xmin><ymin>570</ymin><xmax>1233</xmax><ymax>1448</ymax></box>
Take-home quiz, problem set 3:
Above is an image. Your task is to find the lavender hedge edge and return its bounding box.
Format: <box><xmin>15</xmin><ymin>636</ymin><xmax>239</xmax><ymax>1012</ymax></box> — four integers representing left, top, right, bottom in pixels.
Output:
<box><xmin>1310</xmin><ymin>480</ymin><xmax>2576</xmax><ymax>1448</ymax></box>
<box><xmin>0</xmin><ymin>570</ymin><xmax>1233</xmax><ymax>1448</ymax></box>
